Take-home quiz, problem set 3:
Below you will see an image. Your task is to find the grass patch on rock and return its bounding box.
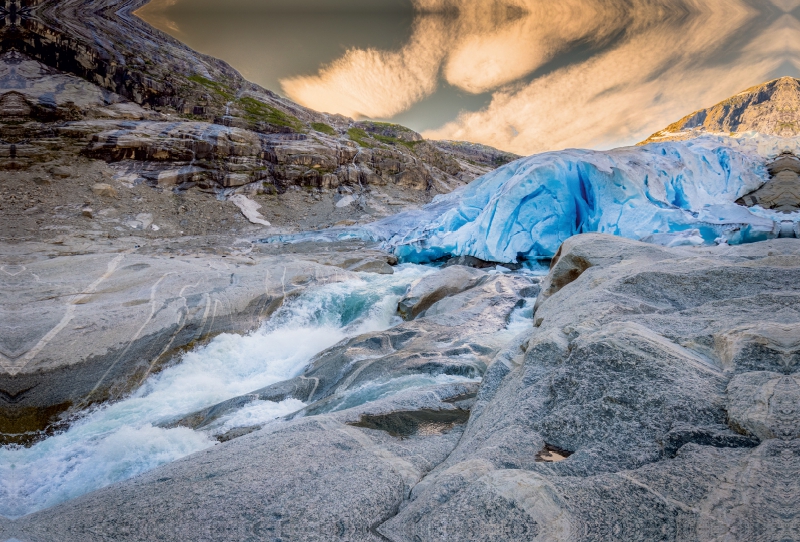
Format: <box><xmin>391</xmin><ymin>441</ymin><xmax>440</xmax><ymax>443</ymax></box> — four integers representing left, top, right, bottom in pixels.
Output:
<box><xmin>373</xmin><ymin>133</ymin><xmax>423</xmax><ymax>150</ymax></box>
<box><xmin>237</xmin><ymin>97</ymin><xmax>304</xmax><ymax>131</ymax></box>
<box><xmin>311</xmin><ymin>122</ymin><xmax>337</xmax><ymax>136</ymax></box>
<box><xmin>188</xmin><ymin>74</ymin><xmax>235</xmax><ymax>101</ymax></box>
<box><xmin>347</xmin><ymin>127</ymin><xmax>375</xmax><ymax>148</ymax></box>
<box><xmin>354</xmin><ymin>122</ymin><xmax>424</xmax><ymax>151</ymax></box>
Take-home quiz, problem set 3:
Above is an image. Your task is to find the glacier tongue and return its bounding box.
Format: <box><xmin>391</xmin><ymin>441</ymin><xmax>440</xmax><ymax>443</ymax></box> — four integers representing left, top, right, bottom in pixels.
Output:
<box><xmin>362</xmin><ymin>135</ymin><xmax>796</xmax><ymax>263</ymax></box>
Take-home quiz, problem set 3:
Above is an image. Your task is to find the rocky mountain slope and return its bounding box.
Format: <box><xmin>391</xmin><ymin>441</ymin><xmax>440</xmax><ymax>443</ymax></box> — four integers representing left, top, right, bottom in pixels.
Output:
<box><xmin>642</xmin><ymin>76</ymin><xmax>800</xmax><ymax>143</ymax></box>
<box><xmin>0</xmin><ymin>0</ymin><xmax>518</xmax><ymax>245</ymax></box>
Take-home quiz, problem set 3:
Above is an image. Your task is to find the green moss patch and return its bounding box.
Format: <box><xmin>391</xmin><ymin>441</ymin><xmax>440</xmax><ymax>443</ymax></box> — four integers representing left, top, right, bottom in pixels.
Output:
<box><xmin>372</xmin><ymin>133</ymin><xmax>423</xmax><ymax>150</ymax></box>
<box><xmin>237</xmin><ymin>97</ymin><xmax>304</xmax><ymax>131</ymax></box>
<box><xmin>311</xmin><ymin>122</ymin><xmax>337</xmax><ymax>136</ymax></box>
<box><xmin>347</xmin><ymin>127</ymin><xmax>375</xmax><ymax>148</ymax></box>
<box><xmin>188</xmin><ymin>75</ymin><xmax>235</xmax><ymax>101</ymax></box>
<box><xmin>353</xmin><ymin>122</ymin><xmax>423</xmax><ymax>150</ymax></box>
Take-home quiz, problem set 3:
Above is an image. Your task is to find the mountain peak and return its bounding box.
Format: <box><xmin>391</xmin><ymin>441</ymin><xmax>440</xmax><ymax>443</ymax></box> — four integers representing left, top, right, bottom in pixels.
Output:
<box><xmin>642</xmin><ymin>76</ymin><xmax>800</xmax><ymax>143</ymax></box>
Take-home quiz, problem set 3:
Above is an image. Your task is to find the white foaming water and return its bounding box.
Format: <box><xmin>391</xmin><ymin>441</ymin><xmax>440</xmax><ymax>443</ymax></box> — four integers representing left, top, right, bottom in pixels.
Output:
<box><xmin>506</xmin><ymin>290</ymin><xmax>538</xmax><ymax>336</ymax></box>
<box><xmin>310</xmin><ymin>286</ymin><xmax>540</xmax><ymax>416</ymax></box>
<box><xmin>217</xmin><ymin>398</ymin><xmax>307</xmax><ymax>432</ymax></box>
<box><xmin>0</xmin><ymin>265</ymin><xmax>432</xmax><ymax>519</ymax></box>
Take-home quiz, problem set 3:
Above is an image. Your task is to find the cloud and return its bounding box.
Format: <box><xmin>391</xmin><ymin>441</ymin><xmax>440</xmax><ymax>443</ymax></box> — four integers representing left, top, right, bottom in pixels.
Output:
<box><xmin>424</xmin><ymin>0</ymin><xmax>797</xmax><ymax>154</ymax></box>
<box><xmin>280</xmin><ymin>16</ymin><xmax>449</xmax><ymax>118</ymax></box>
<box><xmin>439</xmin><ymin>0</ymin><xmax>640</xmax><ymax>94</ymax></box>
<box><xmin>133</xmin><ymin>0</ymin><xmax>182</xmax><ymax>34</ymax></box>
<box><xmin>278</xmin><ymin>0</ymin><xmax>798</xmax><ymax>154</ymax></box>
<box><xmin>281</xmin><ymin>0</ymin><xmax>639</xmax><ymax>112</ymax></box>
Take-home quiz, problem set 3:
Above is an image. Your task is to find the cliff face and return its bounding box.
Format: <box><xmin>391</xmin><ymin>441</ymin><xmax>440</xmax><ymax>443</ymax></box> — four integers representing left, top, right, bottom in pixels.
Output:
<box><xmin>1</xmin><ymin>0</ymin><xmax>324</xmax><ymax>120</ymax></box>
<box><xmin>643</xmin><ymin>76</ymin><xmax>800</xmax><ymax>143</ymax></box>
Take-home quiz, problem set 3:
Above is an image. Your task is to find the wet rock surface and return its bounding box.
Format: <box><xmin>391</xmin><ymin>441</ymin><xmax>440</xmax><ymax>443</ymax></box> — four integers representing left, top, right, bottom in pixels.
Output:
<box><xmin>349</xmin><ymin>409</ymin><xmax>471</xmax><ymax>439</ymax></box>
<box><xmin>4</xmin><ymin>234</ymin><xmax>797</xmax><ymax>540</ymax></box>
<box><xmin>166</xmin><ymin>268</ymin><xmax>537</xmax><ymax>434</ymax></box>
<box><xmin>0</xmin><ymin>237</ymin><xmax>374</xmax><ymax>444</ymax></box>
<box><xmin>396</xmin><ymin>265</ymin><xmax>487</xmax><ymax>320</ymax></box>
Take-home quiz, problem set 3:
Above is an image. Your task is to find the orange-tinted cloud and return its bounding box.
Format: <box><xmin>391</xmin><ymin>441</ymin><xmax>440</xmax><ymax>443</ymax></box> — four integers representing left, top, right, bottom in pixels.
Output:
<box><xmin>134</xmin><ymin>0</ymin><xmax>182</xmax><ymax>35</ymax></box>
<box><xmin>280</xmin><ymin>15</ymin><xmax>449</xmax><ymax>118</ymax></box>
<box><xmin>425</xmin><ymin>0</ymin><xmax>799</xmax><ymax>154</ymax></box>
<box><xmin>280</xmin><ymin>0</ymin><xmax>795</xmax><ymax>154</ymax></box>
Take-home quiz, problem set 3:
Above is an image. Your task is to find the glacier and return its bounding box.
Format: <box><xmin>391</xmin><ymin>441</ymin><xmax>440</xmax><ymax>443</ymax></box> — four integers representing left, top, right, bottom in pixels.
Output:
<box><xmin>267</xmin><ymin>135</ymin><xmax>800</xmax><ymax>264</ymax></box>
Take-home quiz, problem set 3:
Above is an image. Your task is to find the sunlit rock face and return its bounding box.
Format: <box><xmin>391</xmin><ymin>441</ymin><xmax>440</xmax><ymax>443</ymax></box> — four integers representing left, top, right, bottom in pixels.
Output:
<box><xmin>645</xmin><ymin>77</ymin><xmax>800</xmax><ymax>143</ymax></box>
<box><xmin>738</xmin><ymin>153</ymin><xmax>800</xmax><ymax>213</ymax></box>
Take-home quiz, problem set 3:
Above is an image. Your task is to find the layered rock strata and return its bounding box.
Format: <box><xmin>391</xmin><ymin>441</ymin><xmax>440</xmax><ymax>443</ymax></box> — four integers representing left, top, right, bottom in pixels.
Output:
<box><xmin>642</xmin><ymin>76</ymin><xmax>800</xmax><ymax>143</ymax></box>
<box><xmin>738</xmin><ymin>152</ymin><xmax>800</xmax><ymax>214</ymax></box>
<box><xmin>0</xmin><ymin>0</ymin><xmax>517</xmax><ymax>246</ymax></box>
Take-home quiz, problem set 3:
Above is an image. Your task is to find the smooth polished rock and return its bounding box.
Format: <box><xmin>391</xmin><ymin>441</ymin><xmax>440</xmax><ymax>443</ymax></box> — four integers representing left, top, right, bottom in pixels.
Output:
<box><xmin>0</xmin><ymin>241</ymin><xmax>356</xmax><ymax>442</ymax></box>
<box><xmin>167</xmin><ymin>269</ymin><xmax>535</xmax><ymax>433</ymax></box>
<box><xmin>396</xmin><ymin>265</ymin><xmax>487</xmax><ymax>320</ymax></box>
<box><xmin>12</xmin><ymin>384</ymin><xmax>478</xmax><ymax>542</ymax></box>
<box><xmin>5</xmin><ymin>235</ymin><xmax>800</xmax><ymax>540</ymax></box>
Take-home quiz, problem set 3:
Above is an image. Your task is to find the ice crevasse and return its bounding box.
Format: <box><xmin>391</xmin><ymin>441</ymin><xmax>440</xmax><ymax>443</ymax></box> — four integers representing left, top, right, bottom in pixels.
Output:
<box><xmin>358</xmin><ymin>135</ymin><xmax>800</xmax><ymax>264</ymax></box>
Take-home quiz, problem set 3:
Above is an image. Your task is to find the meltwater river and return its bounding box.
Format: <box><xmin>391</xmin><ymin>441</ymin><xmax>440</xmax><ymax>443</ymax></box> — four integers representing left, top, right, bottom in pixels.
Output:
<box><xmin>0</xmin><ymin>265</ymin><xmax>537</xmax><ymax>518</ymax></box>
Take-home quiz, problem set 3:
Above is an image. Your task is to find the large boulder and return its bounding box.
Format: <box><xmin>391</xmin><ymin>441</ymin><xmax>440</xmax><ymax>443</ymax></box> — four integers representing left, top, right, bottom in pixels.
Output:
<box><xmin>396</xmin><ymin>265</ymin><xmax>487</xmax><ymax>320</ymax></box>
<box><xmin>379</xmin><ymin>234</ymin><xmax>800</xmax><ymax>540</ymax></box>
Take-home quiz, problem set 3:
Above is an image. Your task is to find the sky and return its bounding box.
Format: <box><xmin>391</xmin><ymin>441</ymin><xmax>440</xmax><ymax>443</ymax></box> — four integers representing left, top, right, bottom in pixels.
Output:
<box><xmin>137</xmin><ymin>0</ymin><xmax>800</xmax><ymax>155</ymax></box>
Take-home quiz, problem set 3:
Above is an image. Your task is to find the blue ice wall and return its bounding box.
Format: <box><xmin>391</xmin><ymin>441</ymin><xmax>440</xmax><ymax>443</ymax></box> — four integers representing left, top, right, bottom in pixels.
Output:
<box><xmin>366</xmin><ymin>136</ymin><xmax>784</xmax><ymax>263</ymax></box>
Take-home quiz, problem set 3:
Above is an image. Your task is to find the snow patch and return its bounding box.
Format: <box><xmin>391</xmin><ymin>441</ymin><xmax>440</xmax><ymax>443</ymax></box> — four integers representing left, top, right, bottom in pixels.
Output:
<box><xmin>230</xmin><ymin>194</ymin><xmax>271</xmax><ymax>226</ymax></box>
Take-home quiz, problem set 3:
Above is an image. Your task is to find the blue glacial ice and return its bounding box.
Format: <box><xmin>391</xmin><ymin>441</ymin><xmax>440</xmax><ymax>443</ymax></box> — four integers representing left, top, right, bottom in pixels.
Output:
<box><xmin>265</xmin><ymin>135</ymin><xmax>799</xmax><ymax>264</ymax></box>
<box><xmin>372</xmin><ymin>136</ymin><xmax>786</xmax><ymax>263</ymax></box>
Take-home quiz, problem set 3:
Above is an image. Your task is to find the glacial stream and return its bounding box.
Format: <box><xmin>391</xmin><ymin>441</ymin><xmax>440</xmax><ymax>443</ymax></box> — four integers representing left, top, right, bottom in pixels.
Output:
<box><xmin>0</xmin><ymin>266</ymin><xmax>426</xmax><ymax>518</ymax></box>
<box><xmin>0</xmin><ymin>265</ymin><xmax>537</xmax><ymax>519</ymax></box>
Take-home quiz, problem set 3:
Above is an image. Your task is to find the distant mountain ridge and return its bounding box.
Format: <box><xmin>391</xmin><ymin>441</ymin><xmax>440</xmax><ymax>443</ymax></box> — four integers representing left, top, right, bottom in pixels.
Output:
<box><xmin>642</xmin><ymin>76</ymin><xmax>800</xmax><ymax>144</ymax></box>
